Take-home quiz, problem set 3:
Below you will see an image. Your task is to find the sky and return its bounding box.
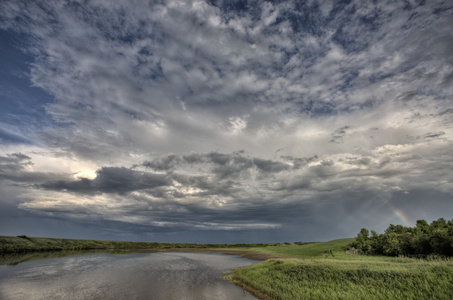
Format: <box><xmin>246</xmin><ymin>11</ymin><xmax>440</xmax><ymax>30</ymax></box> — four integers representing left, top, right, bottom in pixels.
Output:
<box><xmin>0</xmin><ymin>0</ymin><xmax>452</xmax><ymax>243</ymax></box>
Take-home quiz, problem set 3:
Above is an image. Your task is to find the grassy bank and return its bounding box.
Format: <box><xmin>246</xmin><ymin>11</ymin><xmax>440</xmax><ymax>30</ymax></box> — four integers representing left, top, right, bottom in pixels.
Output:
<box><xmin>228</xmin><ymin>239</ymin><xmax>453</xmax><ymax>300</ymax></box>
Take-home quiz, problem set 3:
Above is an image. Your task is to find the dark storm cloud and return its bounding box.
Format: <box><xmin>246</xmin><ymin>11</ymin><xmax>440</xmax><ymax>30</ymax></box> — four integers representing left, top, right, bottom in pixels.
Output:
<box><xmin>143</xmin><ymin>151</ymin><xmax>291</xmax><ymax>177</ymax></box>
<box><xmin>122</xmin><ymin>197</ymin><xmax>309</xmax><ymax>231</ymax></box>
<box><xmin>0</xmin><ymin>153</ymin><xmax>71</xmax><ymax>184</ymax></box>
<box><xmin>40</xmin><ymin>167</ymin><xmax>170</xmax><ymax>195</ymax></box>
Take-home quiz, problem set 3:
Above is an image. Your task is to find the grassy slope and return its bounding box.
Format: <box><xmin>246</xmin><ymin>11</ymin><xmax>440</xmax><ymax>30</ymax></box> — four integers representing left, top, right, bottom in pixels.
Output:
<box><xmin>229</xmin><ymin>239</ymin><xmax>453</xmax><ymax>300</ymax></box>
<box><xmin>246</xmin><ymin>238</ymin><xmax>354</xmax><ymax>258</ymax></box>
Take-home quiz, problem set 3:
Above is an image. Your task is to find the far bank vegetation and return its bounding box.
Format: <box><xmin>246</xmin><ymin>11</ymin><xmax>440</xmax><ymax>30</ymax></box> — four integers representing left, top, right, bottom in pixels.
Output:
<box><xmin>0</xmin><ymin>235</ymin><xmax>312</xmax><ymax>255</ymax></box>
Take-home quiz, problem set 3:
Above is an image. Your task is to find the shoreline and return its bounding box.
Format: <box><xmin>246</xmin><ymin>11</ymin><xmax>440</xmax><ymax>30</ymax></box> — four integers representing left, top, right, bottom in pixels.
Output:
<box><xmin>1</xmin><ymin>246</ymin><xmax>273</xmax><ymax>299</ymax></box>
<box><xmin>228</xmin><ymin>278</ymin><xmax>273</xmax><ymax>300</ymax></box>
<box><xmin>134</xmin><ymin>248</ymin><xmax>276</xmax><ymax>300</ymax></box>
<box><xmin>134</xmin><ymin>247</ymin><xmax>280</xmax><ymax>261</ymax></box>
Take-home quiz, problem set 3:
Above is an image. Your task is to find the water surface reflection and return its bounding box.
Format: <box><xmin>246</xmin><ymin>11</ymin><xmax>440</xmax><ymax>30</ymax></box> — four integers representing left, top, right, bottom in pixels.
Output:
<box><xmin>0</xmin><ymin>252</ymin><xmax>259</xmax><ymax>299</ymax></box>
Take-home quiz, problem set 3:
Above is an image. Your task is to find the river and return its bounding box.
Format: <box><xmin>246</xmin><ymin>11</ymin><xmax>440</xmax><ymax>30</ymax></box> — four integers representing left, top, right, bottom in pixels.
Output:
<box><xmin>0</xmin><ymin>251</ymin><xmax>259</xmax><ymax>299</ymax></box>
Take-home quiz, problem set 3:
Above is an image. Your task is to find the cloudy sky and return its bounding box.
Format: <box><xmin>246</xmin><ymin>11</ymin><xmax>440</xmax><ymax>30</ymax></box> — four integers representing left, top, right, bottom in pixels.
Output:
<box><xmin>0</xmin><ymin>0</ymin><xmax>452</xmax><ymax>243</ymax></box>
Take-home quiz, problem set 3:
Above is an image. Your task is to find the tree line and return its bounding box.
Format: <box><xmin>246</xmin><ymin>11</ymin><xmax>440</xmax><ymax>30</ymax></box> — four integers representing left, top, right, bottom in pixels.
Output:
<box><xmin>350</xmin><ymin>218</ymin><xmax>453</xmax><ymax>257</ymax></box>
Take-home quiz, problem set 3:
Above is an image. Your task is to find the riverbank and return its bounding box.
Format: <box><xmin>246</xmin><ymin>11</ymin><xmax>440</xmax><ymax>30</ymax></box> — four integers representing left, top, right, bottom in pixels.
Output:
<box><xmin>0</xmin><ymin>235</ymin><xmax>304</xmax><ymax>254</ymax></box>
<box><xmin>3</xmin><ymin>236</ymin><xmax>452</xmax><ymax>299</ymax></box>
<box><xmin>0</xmin><ymin>251</ymin><xmax>260</xmax><ymax>300</ymax></box>
<box><xmin>135</xmin><ymin>248</ymin><xmax>279</xmax><ymax>261</ymax></box>
<box><xmin>226</xmin><ymin>239</ymin><xmax>453</xmax><ymax>300</ymax></box>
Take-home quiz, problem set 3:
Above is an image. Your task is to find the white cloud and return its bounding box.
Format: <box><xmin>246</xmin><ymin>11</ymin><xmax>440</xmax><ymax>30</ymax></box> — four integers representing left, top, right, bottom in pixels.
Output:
<box><xmin>0</xmin><ymin>0</ymin><xmax>452</xmax><ymax>241</ymax></box>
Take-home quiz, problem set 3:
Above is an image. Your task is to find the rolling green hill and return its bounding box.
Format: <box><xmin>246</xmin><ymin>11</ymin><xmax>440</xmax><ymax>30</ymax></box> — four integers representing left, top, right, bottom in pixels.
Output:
<box><xmin>246</xmin><ymin>238</ymin><xmax>354</xmax><ymax>258</ymax></box>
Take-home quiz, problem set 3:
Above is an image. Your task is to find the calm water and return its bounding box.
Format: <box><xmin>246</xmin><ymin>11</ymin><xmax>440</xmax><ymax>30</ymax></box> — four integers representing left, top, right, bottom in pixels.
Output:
<box><xmin>0</xmin><ymin>252</ymin><xmax>259</xmax><ymax>300</ymax></box>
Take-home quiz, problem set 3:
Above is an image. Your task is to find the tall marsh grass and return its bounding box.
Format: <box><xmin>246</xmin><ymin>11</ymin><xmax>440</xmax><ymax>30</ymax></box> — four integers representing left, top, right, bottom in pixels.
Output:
<box><xmin>230</xmin><ymin>257</ymin><xmax>453</xmax><ymax>300</ymax></box>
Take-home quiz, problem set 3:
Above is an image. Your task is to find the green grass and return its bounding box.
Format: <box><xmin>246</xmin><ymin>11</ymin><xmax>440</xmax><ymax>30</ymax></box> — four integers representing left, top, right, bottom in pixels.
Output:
<box><xmin>245</xmin><ymin>238</ymin><xmax>354</xmax><ymax>258</ymax></box>
<box><xmin>230</xmin><ymin>256</ymin><xmax>453</xmax><ymax>300</ymax></box>
<box><xmin>227</xmin><ymin>239</ymin><xmax>453</xmax><ymax>299</ymax></box>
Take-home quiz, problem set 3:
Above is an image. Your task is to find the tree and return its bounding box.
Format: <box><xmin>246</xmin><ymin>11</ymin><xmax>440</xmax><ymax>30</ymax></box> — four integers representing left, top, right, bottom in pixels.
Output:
<box><xmin>385</xmin><ymin>224</ymin><xmax>407</xmax><ymax>234</ymax></box>
<box><xmin>430</xmin><ymin>218</ymin><xmax>447</xmax><ymax>230</ymax></box>
<box><xmin>351</xmin><ymin>228</ymin><xmax>370</xmax><ymax>252</ymax></box>
<box><xmin>382</xmin><ymin>233</ymin><xmax>402</xmax><ymax>256</ymax></box>
<box><xmin>350</xmin><ymin>218</ymin><xmax>453</xmax><ymax>257</ymax></box>
<box><xmin>358</xmin><ymin>228</ymin><xmax>369</xmax><ymax>240</ymax></box>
